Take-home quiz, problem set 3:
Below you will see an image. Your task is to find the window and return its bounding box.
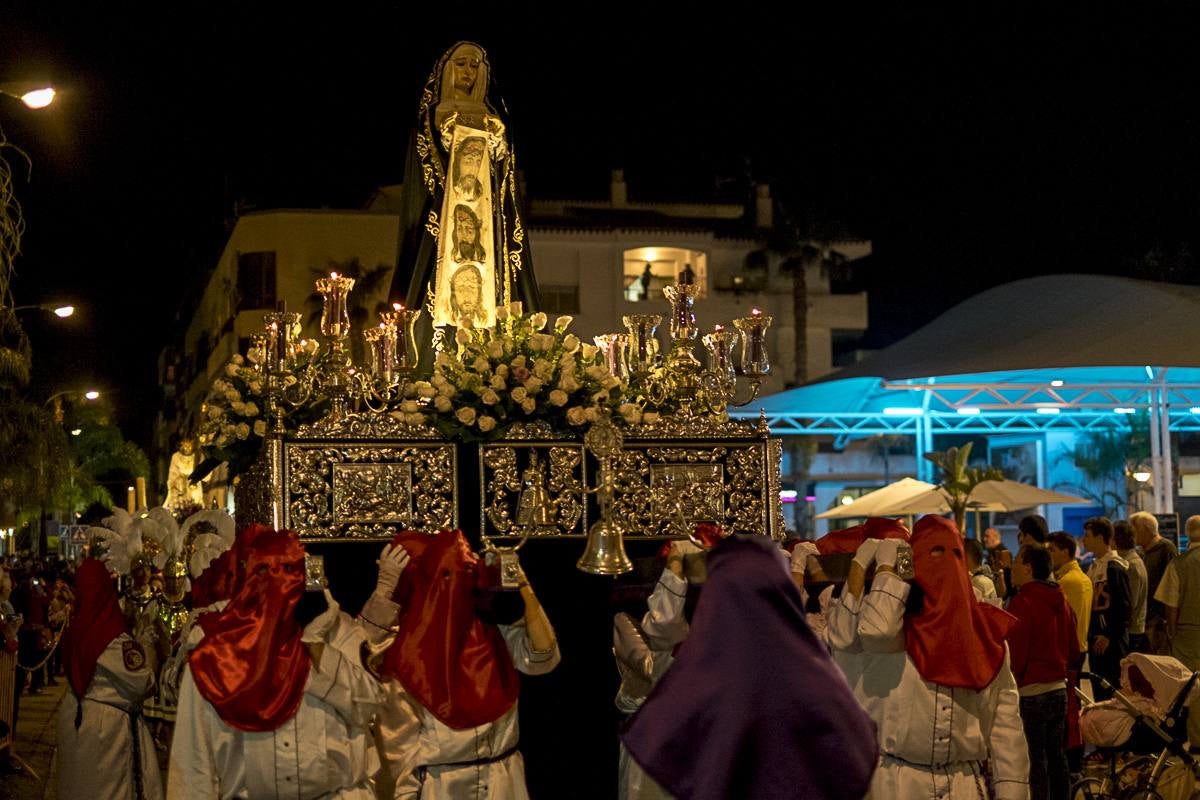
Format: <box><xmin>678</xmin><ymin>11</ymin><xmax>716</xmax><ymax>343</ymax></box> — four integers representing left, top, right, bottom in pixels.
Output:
<box><xmin>622</xmin><ymin>247</ymin><xmax>707</xmax><ymax>302</ymax></box>
<box><xmin>237</xmin><ymin>251</ymin><xmax>277</xmax><ymax>311</ymax></box>
<box><xmin>539</xmin><ymin>284</ymin><xmax>580</xmax><ymax>313</ymax></box>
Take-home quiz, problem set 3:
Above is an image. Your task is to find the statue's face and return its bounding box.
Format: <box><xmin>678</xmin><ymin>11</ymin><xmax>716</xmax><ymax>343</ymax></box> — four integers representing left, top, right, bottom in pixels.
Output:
<box><xmin>131</xmin><ymin>562</ymin><xmax>150</xmax><ymax>588</ymax></box>
<box><xmin>450</xmin><ymin>47</ymin><xmax>482</xmax><ymax>95</ymax></box>
<box><xmin>459</xmin><ymin>144</ymin><xmax>484</xmax><ymax>178</ymax></box>
<box><xmin>180</xmin><ymin>439</ymin><xmax>194</xmax><ymax>456</ymax></box>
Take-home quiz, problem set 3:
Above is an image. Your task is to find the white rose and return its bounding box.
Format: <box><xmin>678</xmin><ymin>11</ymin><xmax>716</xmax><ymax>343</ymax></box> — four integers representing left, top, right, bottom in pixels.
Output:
<box><xmin>510</xmin><ymin>355</ymin><xmax>527</xmax><ymax>368</ymax></box>
<box><xmin>456</xmin><ymin>329</ymin><xmax>472</xmax><ymax>346</ymax></box>
<box><xmin>530</xmin><ymin>312</ymin><xmax>548</xmax><ymax>330</ymax></box>
<box><xmin>415</xmin><ymin>381</ymin><xmax>437</xmax><ymax>399</ymax></box>
<box><xmin>248</xmin><ymin>382</ymin><xmax>262</xmax><ymax>395</ymax></box>
<box><xmin>584</xmin><ymin>407</ymin><xmax>600</xmax><ymax>423</ymax></box>
<box><xmin>495</xmin><ymin>364</ymin><xmax>509</xmax><ymax>379</ymax></box>
<box><xmin>511</xmin><ymin>386</ymin><xmax>528</xmax><ymax>403</ymax></box>
<box><xmin>434</xmin><ymin>395</ymin><xmax>453</xmax><ymax>413</ymax></box>
<box><xmin>232</xmin><ymin>354</ymin><xmax>244</xmax><ymax>365</ymax></box>
<box><xmin>549</xmin><ymin>389</ymin><xmax>569</xmax><ymax>407</ymax></box>
<box><xmin>642</xmin><ymin>412</ymin><xmax>660</xmax><ymax>425</ymax></box>
<box><xmin>490</xmin><ymin>375</ymin><xmax>506</xmax><ymax>390</ymax></box>
<box><xmin>216</xmin><ymin>434</ymin><xmax>232</xmax><ymax>447</ymax></box>
<box><xmin>253</xmin><ymin>420</ymin><xmax>268</xmax><ymax>436</ymax></box>
<box><xmin>472</xmin><ymin>356</ymin><xmax>490</xmax><ymax>373</ymax></box>
<box><xmin>554</xmin><ymin>315</ymin><xmax>574</xmax><ymax>332</ymax></box>
<box><xmin>622</xmin><ymin>407</ymin><xmax>642</xmax><ymax>425</ymax></box>
<box><xmin>481</xmin><ymin>389</ymin><xmax>500</xmax><ymax>405</ymax></box>
<box><xmin>508</xmin><ymin>301</ymin><xmax>523</xmax><ymax>317</ymax></box>
<box><xmin>585</xmin><ymin>365</ymin><xmax>607</xmax><ymax>381</ymax></box>
<box><xmin>401</xmin><ymin>400</ymin><xmax>420</xmax><ymax>413</ymax></box>
<box><xmin>496</xmin><ymin>306</ymin><xmax>510</xmax><ymax>322</ymax></box>
<box><xmin>566</xmin><ymin>407</ymin><xmax>587</xmax><ymax>425</ymax></box>
<box><xmin>521</xmin><ymin>397</ymin><xmax>536</xmax><ymax>414</ymax></box>
<box><xmin>487</xmin><ymin>341</ymin><xmax>505</xmax><ymax>359</ymax></box>
<box><xmin>604</xmin><ymin>377</ymin><xmax>620</xmax><ymax>390</ymax></box>
<box><xmin>455</xmin><ymin>407</ymin><xmax>477</xmax><ymax>425</ymax></box>
<box><xmin>533</xmin><ymin>359</ymin><xmax>552</xmax><ymax>379</ymax></box>
<box><xmin>235</xmin><ymin>423</ymin><xmax>251</xmax><ymax>440</ymax></box>
<box><xmin>435</xmin><ymin>352</ymin><xmax>453</xmax><ymax>369</ymax></box>
<box><xmin>224</xmin><ymin>389</ymin><xmax>241</xmax><ymax>403</ymax></box>
<box><xmin>208</xmin><ymin>406</ymin><xmax>223</xmax><ymax>420</ymax></box>
<box><xmin>562</xmin><ymin>334</ymin><xmax>580</xmax><ymax>353</ymax></box>
<box><xmin>524</xmin><ymin>377</ymin><xmax>543</xmax><ymax>395</ymax></box>
<box><xmin>439</xmin><ymin>383</ymin><xmax>456</xmax><ymax>398</ymax></box>
<box><xmin>619</xmin><ymin>403</ymin><xmax>640</xmax><ymax>417</ymax></box>
<box><xmin>242</xmin><ymin>402</ymin><xmax>260</xmax><ymax>417</ymax></box>
<box><xmin>478</xmin><ymin>415</ymin><xmax>497</xmax><ymax>432</ymax></box>
<box><xmin>405</xmin><ymin>412</ymin><xmax>426</xmax><ymax>426</ymax></box>
<box><xmin>225</xmin><ymin>363</ymin><xmax>239</xmax><ymax>377</ymax></box>
<box><xmin>559</xmin><ymin>376</ymin><xmax>580</xmax><ymax>393</ymax></box>
<box><xmin>231</xmin><ymin>401</ymin><xmax>246</xmax><ymax>415</ymax></box>
<box><xmin>431</xmin><ymin>373</ymin><xmax>447</xmax><ymax>388</ymax></box>
<box><xmin>592</xmin><ymin>390</ymin><xmax>610</xmax><ymax>404</ymax></box>
<box><xmin>581</xmin><ymin>344</ymin><xmax>599</xmax><ymax>360</ymax></box>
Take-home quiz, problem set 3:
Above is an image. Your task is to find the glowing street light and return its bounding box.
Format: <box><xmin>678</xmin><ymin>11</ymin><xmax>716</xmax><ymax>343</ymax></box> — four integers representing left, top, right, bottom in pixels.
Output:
<box><xmin>0</xmin><ymin>84</ymin><xmax>56</xmax><ymax>110</ymax></box>
<box><xmin>84</xmin><ymin>390</ymin><xmax>100</xmax><ymax>400</ymax></box>
<box><xmin>13</xmin><ymin>302</ymin><xmax>77</xmax><ymax>318</ymax></box>
<box><xmin>70</xmin><ymin>428</ymin><xmax>82</xmax><ymax>436</ymax></box>
<box><xmin>53</xmin><ymin>305</ymin><xmax>75</xmax><ymax>318</ymax></box>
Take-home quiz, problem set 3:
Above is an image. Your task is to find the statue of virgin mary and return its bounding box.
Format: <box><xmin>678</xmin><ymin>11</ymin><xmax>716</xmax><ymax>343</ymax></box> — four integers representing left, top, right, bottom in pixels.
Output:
<box><xmin>388</xmin><ymin>41</ymin><xmax>540</xmax><ymax>344</ymax></box>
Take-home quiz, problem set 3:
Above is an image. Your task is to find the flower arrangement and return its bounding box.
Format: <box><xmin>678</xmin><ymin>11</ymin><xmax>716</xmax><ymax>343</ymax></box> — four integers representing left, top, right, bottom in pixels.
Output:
<box><xmin>421</xmin><ymin>307</ymin><xmax>628</xmax><ymax>440</ymax></box>
<box><xmin>193</xmin><ymin>340</ymin><xmax>322</xmax><ymax>480</ymax></box>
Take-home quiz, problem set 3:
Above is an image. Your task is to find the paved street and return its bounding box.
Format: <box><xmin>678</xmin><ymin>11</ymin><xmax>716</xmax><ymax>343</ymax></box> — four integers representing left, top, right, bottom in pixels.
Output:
<box><xmin>2</xmin><ymin>681</ymin><xmax>66</xmax><ymax>800</ymax></box>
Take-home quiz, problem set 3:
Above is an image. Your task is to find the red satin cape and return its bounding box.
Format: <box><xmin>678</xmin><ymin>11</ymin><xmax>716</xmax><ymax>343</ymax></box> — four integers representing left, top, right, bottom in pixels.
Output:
<box><xmin>62</xmin><ymin>559</ymin><xmax>129</xmax><ymax>698</ymax></box>
<box><xmin>189</xmin><ymin>528</ymin><xmax>310</xmax><ymax>732</ymax></box>
<box><xmin>904</xmin><ymin>515</ymin><xmax>1016</xmax><ymax>691</ymax></box>
<box><xmin>381</xmin><ymin>530</ymin><xmax>520</xmax><ymax>729</ymax></box>
<box><xmin>815</xmin><ymin>516</ymin><xmax>910</xmax><ymax>555</ymax></box>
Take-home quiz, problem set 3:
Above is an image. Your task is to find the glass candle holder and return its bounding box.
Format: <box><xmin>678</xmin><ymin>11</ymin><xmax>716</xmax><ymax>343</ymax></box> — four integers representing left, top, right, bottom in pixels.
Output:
<box><xmin>732</xmin><ymin>309</ymin><xmax>773</xmax><ymax>376</ymax></box>
<box><xmin>622</xmin><ymin>314</ymin><xmax>662</xmax><ymax>375</ymax></box>
<box><xmin>662</xmin><ymin>282</ymin><xmax>701</xmax><ymax>343</ymax></box>
<box><xmin>315</xmin><ymin>272</ymin><xmax>356</xmax><ymax>339</ymax></box>
<box><xmin>702</xmin><ymin>326</ymin><xmax>739</xmax><ymax>384</ymax></box>
<box><xmin>263</xmin><ymin>311</ymin><xmax>301</xmax><ymax>373</ymax></box>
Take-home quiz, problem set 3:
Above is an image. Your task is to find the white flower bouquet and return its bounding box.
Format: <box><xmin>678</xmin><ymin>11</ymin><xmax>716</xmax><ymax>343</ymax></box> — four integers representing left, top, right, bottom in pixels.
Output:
<box><xmin>426</xmin><ymin>308</ymin><xmax>626</xmax><ymax>440</ymax></box>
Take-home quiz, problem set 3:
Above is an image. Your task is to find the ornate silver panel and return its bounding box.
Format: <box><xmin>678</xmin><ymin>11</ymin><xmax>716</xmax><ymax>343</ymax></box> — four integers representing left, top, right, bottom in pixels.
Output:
<box><xmin>480</xmin><ymin>442</ymin><xmax>587</xmax><ymax>539</ymax></box>
<box><xmin>284</xmin><ymin>442</ymin><xmax>456</xmax><ymax>540</ymax></box>
<box><xmin>612</xmin><ymin>440</ymin><xmax>775</xmax><ymax>538</ymax></box>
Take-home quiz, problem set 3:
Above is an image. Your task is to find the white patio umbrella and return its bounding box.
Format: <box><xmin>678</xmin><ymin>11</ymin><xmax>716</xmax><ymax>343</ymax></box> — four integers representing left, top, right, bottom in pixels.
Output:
<box><xmin>815</xmin><ymin>477</ymin><xmax>938</xmax><ymax>519</ymax></box>
<box><xmin>881</xmin><ymin>479</ymin><xmax>1090</xmax><ymax>516</ymax></box>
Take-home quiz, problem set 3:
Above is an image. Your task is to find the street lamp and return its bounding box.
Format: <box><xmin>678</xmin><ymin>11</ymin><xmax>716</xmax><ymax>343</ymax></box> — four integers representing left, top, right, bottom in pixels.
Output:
<box><xmin>44</xmin><ymin>388</ymin><xmax>100</xmax><ymax>407</ymax></box>
<box><xmin>0</xmin><ymin>84</ymin><xmax>56</xmax><ymax>110</ymax></box>
<box><xmin>13</xmin><ymin>302</ymin><xmax>75</xmax><ymax>318</ymax></box>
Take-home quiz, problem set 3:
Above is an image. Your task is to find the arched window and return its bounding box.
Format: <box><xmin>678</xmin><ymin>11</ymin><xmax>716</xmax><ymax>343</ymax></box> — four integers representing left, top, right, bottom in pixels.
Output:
<box><xmin>621</xmin><ymin>247</ymin><xmax>707</xmax><ymax>302</ymax></box>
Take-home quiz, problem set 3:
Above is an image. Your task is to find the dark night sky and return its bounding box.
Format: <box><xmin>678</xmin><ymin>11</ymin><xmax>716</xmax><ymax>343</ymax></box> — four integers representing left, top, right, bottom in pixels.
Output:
<box><xmin>1</xmin><ymin>5</ymin><xmax>1198</xmax><ymax>447</ymax></box>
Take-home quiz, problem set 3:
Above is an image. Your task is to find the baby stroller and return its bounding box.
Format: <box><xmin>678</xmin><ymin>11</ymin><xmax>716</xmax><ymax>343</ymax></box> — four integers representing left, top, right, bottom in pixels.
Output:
<box><xmin>1073</xmin><ymin>653</ymin><xmax>1199</xmax><ymax>800</ymax></box>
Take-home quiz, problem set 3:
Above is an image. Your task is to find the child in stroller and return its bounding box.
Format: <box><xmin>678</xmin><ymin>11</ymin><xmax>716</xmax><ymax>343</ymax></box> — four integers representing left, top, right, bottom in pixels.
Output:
<box><xmin>1075</xmin><ymin>653</ymin><xmax>1199</xmax><ymax>800</ymax></box>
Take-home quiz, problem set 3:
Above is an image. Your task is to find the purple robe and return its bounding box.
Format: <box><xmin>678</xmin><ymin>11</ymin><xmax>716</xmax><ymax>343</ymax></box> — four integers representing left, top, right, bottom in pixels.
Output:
<box><xmin>621</xmin><ymin>534</ymin><xmax>878</xmax><ymax>800</ymax></box>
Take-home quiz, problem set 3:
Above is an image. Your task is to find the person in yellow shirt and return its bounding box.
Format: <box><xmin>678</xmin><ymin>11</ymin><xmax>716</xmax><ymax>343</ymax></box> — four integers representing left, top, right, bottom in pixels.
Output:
<box><xmin>1048</xmin><ymin>532</ymin><xmax>1093</xmax><ymax>658</ymax></box>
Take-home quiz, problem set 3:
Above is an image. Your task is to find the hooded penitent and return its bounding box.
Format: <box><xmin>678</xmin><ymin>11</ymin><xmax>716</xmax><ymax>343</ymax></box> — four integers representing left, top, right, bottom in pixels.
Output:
<box><xmin>815</xmin><ymin>516</ymin><xmax>909</xmax><ymax>555</ymax></box>
<box><xmin>189</xmin><ymin>522</ymin><xmax>269</xmax><ymax>611</ymax></box>
<box><xmin>622</xmin><ymin>534</ymin><xmax>878</xmax><ymax>800</ymax></box>
<box><xmin>380</xmin><ymin>529</ymin><xmax>520</xmax><ymax>730</ymax></box>
<box><xmin>189</xmin><ymin>527</ymin><xmax>309</xmax><ymax>732</ymax></box>
<box><xmin>905</xmin><ymin>515</ymin><xmax>1016</xmax><ymax>691</ymax></box>
<box><xmin>62</xmin><ymin>559</ymin><xmax>130</xmax><ymax>698</ymax></box>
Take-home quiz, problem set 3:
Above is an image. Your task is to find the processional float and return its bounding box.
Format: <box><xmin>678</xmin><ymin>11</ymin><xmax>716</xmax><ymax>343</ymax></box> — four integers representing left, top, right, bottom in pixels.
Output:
<box><xmin>200</xmin><ymin>274</ymin><xmax>785</xmax><ymax>575</ymax></box>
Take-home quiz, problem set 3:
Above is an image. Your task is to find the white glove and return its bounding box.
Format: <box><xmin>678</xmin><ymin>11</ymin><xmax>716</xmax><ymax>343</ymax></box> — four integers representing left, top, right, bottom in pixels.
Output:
<box><xmin>852</xmin><ymin>539</ymin><xmax>880</xmax><ymax>572</ymax></box>
<box><xmin>790</xmin><ymin>542</ymin><xmax>819</xmax><ymax>574</ymax></box>
<box><xmin>668</xmin><ymin>540</ymin><xmax>703</xmax><ymax>558</ymax></box>
<box><xmin>875</xmin><ymin>539</ymin><xmax>901</xmax><ymax>570</ymax></box>
<box><xmin>375</xmin><ymin>543</ymin><xmax>410</xmax><ymax>598</ymax></box>
<box><xmin>301</xmin><ymin>589</ymin><xmax>339</xmax><ymax>644</ymax></box>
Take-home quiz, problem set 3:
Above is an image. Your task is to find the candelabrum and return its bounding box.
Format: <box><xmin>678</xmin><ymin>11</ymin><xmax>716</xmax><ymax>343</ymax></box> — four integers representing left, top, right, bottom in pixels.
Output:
<box><xmin>605</xmin><ymin>283</ymin><xmax>772</xmax><ymax>418</ymax></box>
<box><xmin>253</xmin><ymin>273</ymin><xmax>426</xmax><ymax>431</ymax></box>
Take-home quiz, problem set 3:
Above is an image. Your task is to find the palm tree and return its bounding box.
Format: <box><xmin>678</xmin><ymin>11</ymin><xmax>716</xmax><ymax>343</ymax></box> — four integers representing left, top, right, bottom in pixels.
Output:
<box><xmin>924</xmin><ymin>443</ymin><xmax>1005</xmax><ymax>533</ymax></box>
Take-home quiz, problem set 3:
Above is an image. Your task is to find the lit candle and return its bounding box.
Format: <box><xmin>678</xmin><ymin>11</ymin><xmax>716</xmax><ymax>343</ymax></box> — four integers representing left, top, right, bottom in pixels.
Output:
<box><xmin>126</xmin><ymin>486</ymin><xmax>136</xmax><ymax>514</ymax></box>
<box><xmin>316</xmin><ymin>272</ymin><xmax>355</xmax><ymax>338</ymax></box>
<box><xmin>135</xmin><ymin>477</ymin><xmax>147</xmax><ymax>511</ymax></box>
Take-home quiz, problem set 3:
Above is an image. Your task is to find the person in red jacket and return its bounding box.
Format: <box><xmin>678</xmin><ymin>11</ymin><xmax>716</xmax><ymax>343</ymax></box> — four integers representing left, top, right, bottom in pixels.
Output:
<box><xmin>1008</xmin><ymin>544</ymin><xmax>1078</xmax><ymax>800</ymax></box>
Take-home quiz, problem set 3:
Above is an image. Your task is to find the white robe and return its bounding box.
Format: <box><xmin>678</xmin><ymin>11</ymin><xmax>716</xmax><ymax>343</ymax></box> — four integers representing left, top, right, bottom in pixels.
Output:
<box><xmin>826</xmin><ymin>571</ymin><xmax>1031</xmax><ymax>800</ymax></box>
<box><xmin>166</xmin><ymin>605</ymin><xmax>383</xmax><ymax>800</ymax></box>
<box><xmin>613</xmin><ymin>569</ymin><xmax>688</xmax><ymax>800</ymax></box>
<box><xmin>56</xmin><ymin>633</ymin><xmax>164</xmax><ymax>800</ymax></box>
<box><xmin>359</xmin><ymin>593</ymin><xmax>560</xmax><ymax>800</ymax></box>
